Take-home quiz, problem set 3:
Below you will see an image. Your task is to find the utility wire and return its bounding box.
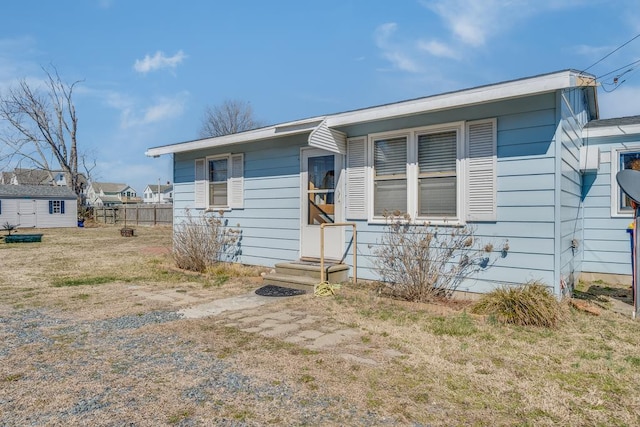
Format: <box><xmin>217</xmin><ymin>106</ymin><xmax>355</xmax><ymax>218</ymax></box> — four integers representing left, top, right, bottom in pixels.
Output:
<box><xmin>597</xmin><ymin>58</ymin><xmax>640</xmax><ymax>80</ymax></box>
<box><xmin>582</xmin><ymin>32</ymin><xmax>640</xmax><ymax>73</ymax></box>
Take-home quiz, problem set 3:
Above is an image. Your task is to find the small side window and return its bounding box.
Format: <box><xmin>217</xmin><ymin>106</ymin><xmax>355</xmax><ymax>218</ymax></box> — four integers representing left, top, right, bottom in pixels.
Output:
<box><xmin>612</xmin><ymin>147</ymin><xmax>640</xmax><ymax>217</ymax></box>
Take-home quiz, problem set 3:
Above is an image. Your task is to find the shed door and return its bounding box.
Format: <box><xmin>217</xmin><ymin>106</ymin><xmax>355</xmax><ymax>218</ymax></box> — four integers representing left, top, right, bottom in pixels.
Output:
<box><xmin>18</xmin><ymin>200</ymin><xmax>37</xmax><ymax>228</ymax></box>
<box><xmin>301</xmin><ymin>148</ymin><xmax>344</xmax><ymax>260</ymax></box>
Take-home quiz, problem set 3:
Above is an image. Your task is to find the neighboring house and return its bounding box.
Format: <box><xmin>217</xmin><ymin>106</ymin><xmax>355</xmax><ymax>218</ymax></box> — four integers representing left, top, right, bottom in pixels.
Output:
<box><xmin>0</xmin><ymin>184</ymin><xmax>78</xmax><ymax>228</ymax></box>
<box><xmin>3</xmin><ymin>168</ymin><xmax>87</xmax><ymax>188</ymax></box>
<box><xmin>1</xmin><ymin>172</ymin><xmax>14</xmax><ymax>184</ymax></box>
<box><xmin>86</xmin><ymin>182</ymin><xmax>141</xmax><ymax>207</ymax></box>
<box><xmin>580</xmin><ymin>116</ymin><xmax>640</xmax><ymax>283</ymax></box>
<box><xmin>143</xmin><ymin>183</ymin><xmax>173</xmax><ymax>204</ymax></box>
<box><xmin>147</xmin><ymin>69</ymin><xmax>604</xmax><ymax>297</ymax></box>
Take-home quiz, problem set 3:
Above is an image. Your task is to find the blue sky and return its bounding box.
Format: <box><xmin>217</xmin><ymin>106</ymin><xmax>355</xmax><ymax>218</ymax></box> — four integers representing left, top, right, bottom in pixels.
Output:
<box><xmin>1</xmin><ymin>0</ymin><xmax>640</xmax><ymax>194</ymax></box>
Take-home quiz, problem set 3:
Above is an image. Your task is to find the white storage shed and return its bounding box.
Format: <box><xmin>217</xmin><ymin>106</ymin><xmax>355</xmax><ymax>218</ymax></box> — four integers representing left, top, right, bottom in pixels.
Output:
<box><xmin>0</xmin><ymin>184</ymin><xmax>78</xmax><ymax>229</ymax></box>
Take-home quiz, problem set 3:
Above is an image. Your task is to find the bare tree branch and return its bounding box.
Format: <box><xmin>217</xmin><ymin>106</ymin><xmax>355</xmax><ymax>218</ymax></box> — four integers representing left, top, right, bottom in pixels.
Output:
<box><xmin>198</xmin><ymin>99</ymin><xmax>262</xmax><ymax>138</ymax></box>
<box><xmin>0</xmin><ymin>65</ymin><xmax>89</xmax><ymax>197</ymax></box>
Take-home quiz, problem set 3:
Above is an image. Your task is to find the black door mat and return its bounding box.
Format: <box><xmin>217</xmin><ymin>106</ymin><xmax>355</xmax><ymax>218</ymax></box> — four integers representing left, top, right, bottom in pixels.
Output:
<box><xmin>255</xmin><ymin>285</ymin><xmax>306</xmax><ymax>297</ymax></box>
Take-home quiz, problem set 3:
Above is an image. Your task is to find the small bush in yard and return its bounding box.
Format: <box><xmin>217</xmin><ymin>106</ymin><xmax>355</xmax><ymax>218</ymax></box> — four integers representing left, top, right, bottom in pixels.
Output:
<box><xmin>373</xmin><ymin>212</ymin><xmax>508</xmax><ymax>302</ymax></box>
<box><xmin>471</xmin><ymin>282</ymin><xmax>564</xmax><ymax>327</ymax></box>
<box><xmin>172</xmin><ymin>209</ymin><xmax>241</xmax><ymax>273</ymax></box>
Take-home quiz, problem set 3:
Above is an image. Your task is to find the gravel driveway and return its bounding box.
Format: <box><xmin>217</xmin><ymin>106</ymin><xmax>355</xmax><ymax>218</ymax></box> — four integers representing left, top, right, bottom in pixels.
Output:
<box><xmin>0</xmin><ymin>304</ymin><xmax>401</xmax><ymax>426</ymax></box>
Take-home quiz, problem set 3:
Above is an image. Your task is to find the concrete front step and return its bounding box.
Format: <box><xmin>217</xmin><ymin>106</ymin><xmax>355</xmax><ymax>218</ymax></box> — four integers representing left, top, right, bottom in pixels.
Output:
<box><xmin>261</xmin><ymin>273</ymin><xmax>320</xmax><ymax>292</ymax></box>
<box><xmin>262</xmin><ymin>261</ymin><xmax>351</xmax><ymax>292</ymax></box>
<box><xmin>274</xmin><ymin>262</ymin><xmax>349</xmax><ymax>281</ymax></box>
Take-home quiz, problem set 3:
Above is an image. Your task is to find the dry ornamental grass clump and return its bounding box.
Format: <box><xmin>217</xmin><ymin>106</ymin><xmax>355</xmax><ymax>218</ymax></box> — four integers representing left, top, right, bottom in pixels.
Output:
<box><xmin>471</xmin><ymin>281</ymin><xmax>565</xmax><ymax>327</ymax></box>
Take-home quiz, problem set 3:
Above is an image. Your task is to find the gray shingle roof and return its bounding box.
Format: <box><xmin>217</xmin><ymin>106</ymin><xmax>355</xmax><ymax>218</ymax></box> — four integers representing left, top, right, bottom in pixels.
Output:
<box><xmin>584</xmin><ymin>115</ymin><xmax>640</xmax><ymax>128</ymax></box>
<box><xmin>90</xmin><ymin>182</ymin><xmax>128</xmax><ymax>193</ymax></box>
<box><xmin>13</xmin><ymin>168</ymin><xmax>51</xmax><ymax>185</ymax></box>
<box><xmin>146</xmin><ymin>184</ymin><xmax>173</xmax><ymax>193</ymax></box>
<box><xmin>0</xmin><ymin>184</ymin><xmax>77</xmax><ymax>199</ymax></box>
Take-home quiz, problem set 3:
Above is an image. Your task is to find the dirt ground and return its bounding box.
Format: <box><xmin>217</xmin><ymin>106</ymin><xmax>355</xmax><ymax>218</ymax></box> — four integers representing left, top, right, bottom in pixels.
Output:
<box><xmin>1</xmin><ymin>225</ymin><xmax>640</xmax><ymax>426</ymax></box>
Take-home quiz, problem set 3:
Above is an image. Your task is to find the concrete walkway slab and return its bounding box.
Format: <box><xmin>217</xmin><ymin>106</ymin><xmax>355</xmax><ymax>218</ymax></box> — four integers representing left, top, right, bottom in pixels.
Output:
<box><xmin>178</xmin><ymin>292</ymin><xmax>280</xmax><ymax>319</ymax></box>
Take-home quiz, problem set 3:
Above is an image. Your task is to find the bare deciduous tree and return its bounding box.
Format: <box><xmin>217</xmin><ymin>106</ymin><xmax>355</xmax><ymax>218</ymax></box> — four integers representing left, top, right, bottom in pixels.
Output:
<box><xmin>0</xmin><ymin>66</ymin><xmax>93</xmax><ymax>197</ymax></box>
<box><xmin>198</xmin><ymin>99</ymin><xmax>262</xmax><ymax>138</ymax></box>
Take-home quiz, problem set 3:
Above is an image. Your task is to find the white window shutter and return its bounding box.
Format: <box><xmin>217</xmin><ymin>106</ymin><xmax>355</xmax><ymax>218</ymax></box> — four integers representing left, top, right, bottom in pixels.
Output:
<box><xmin>346</xmin><ymin>137</ymin><xmax>368</xmax><ymax>219</ymax></box>
<box><xmin>466</xmin><ymin>119</ymin><xmax>497</xmax><ymax>222</ymax></box>
<box><xmin>194</xmin><ymin>158</ymin><xmax>207</xmax><ymax>209</ymax></box>
<box><xmin>229</xmin><ymin>153</ymin><xmax>244</xmax><ymax>209</ymax></box>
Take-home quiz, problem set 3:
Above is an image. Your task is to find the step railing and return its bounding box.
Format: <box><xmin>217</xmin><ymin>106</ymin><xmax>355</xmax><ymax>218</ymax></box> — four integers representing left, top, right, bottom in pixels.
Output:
<box><xmin>320</xmin><ymin>222</ymin><xmax>357</xmax><ymax>284</ymax></box>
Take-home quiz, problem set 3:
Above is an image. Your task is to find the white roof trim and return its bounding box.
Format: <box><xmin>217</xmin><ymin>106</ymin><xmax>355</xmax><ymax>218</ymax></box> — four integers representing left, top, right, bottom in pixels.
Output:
<box><xmin>328</xmin><ymin>71</ymin><xmax>584</xmax><ymax>127</ymax></box>
<box><xmin>147</xmin><ymin>70</ymin><xmax>592</xmax><ymax>156</ymax></box>
<box><xmin>583</xmin><ymin>123</ymin><xmax>640</xmax><ymax>138</ymax></box>
<box><xmin>146</xmin><ymin>117</ymin><xmax>326</xmax><ymax>156</ymax></box>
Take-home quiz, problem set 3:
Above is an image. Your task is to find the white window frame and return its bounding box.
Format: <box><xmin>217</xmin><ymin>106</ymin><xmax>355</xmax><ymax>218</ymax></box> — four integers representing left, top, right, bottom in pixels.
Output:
<box><xmin>367</xmin><ymin>121</ymin><xmax>465</xmax><ymax>224</ymax></box>
<box><xmin>206</xmin><ymin>153</ymin><xmax>231</xmax><ymax>210</ymax></box>
<box><xmin>610</xmin><ymin>145</ymin><xmax>640</xmax><ymax>217</ymax></box>
<box><xmin>51</xmin><ymin>200</ymin><xmax>62</xmax><ymax>214</ymax></box>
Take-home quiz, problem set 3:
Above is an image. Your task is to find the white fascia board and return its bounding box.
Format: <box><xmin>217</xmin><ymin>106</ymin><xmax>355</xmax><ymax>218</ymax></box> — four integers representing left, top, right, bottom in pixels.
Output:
<box><xmin>327</xmin><ymin>71</ymin><xmax>582</xmax><ymax>127</ymax></box>
<box><xmin>145</xmin><ymin>117</ymin><xmax>326</xmax><ymax>156</ymax></box>
<box><xmin>582</xmin><ymin>124</ymin><xmax>640</xmax><ymax>138</ymax></box>
<box><xmin>147</xmin><ymin>70</ymin><xmax>589</xmax><ymax>157</ymax></box>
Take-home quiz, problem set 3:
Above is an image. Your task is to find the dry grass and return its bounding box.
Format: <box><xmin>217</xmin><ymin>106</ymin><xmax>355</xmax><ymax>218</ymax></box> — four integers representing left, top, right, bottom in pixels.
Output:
<box><xmin>471</xmin><ymin>282</ymin><xmax>565</xmax><ymax>327</ymax></box>
<box><xmin>1</xmin><ymin>225</ymin><xmax>639</xmax><ymax>425</ymax></box>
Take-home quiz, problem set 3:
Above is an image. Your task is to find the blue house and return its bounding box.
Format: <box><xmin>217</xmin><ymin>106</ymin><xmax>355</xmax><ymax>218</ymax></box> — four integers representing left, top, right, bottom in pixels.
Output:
<box><xmin>580</xmin><ymin>116</ymin><xmax>640</xmax><ymax>283</ymax></box>
<box><xmin>147</xmin><ymin>69</ymin><xmax>607</xmax><ymax>297</ymax></box>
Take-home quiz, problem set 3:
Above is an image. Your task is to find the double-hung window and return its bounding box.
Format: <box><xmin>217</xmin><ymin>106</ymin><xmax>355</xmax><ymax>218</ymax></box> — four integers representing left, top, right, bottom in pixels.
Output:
<box><xmin>346</xmin><ymin>119</ymin><xmax>496</xmax><ymax>223</ymax></box>
<box><xmin>373</xmin><ymin>136</ymin><xmax>408</xmax><ymax>216</ymax></box>
<box><xmin>194</xmin><ymin>153</ymin><xmax>244</xmax><ymax>210</ymax></box>
<box><xmin>418</xmin><ymin>130</ymin><xmax>457</xmax><ymax>217</ymax></box>
<box><xmin>370</xmin><ymin>125</ymin><xmax>461</xmax><ymax>221</ymax></box>
<box><xmin>208</xmin><ymin>157</ymin><xmax>229</xmax><ymax>207</ymax></box>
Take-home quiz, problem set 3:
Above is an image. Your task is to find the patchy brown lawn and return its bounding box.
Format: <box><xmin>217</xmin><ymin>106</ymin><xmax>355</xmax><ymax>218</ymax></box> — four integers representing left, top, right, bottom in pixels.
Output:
<box><xmin>1</xmin><ymin>225</ymin><xmax>639</xmax><ymax>426</ymax></box>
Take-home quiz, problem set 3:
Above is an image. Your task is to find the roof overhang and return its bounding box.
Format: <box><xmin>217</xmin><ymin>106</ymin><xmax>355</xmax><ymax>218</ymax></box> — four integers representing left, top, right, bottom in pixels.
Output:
<box><xmin>146</xmin><ymin>69</ymin><xmax>596</xmax><ymax>157</ymax></box>
<box><xmin>583</xmin><ymin>122</ymin><xmax>640</xmax><ymax>138</ymax></box>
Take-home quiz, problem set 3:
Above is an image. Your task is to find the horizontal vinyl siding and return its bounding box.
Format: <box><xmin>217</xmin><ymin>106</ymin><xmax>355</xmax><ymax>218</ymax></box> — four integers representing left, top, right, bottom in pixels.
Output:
<box><xmin>555</xmin><ymin>87</ymin><xmax>593</xmax><ymax>294</ymax></box>
<box><xmin>0</xmin><ymin>198</ymin><xmax>76</xmax><ymax>228</ymax></box>
<box><xmin>340</xmin><ymin>94</ymin><xmax>559</xmax><ymax>292</ymax></box>
<box><xmin>581</xmin><ymin>133</ymin><xmax>640</xmax><ymax>277</ymax></box>
<box><xmin>173</xmin><ymin>134</ymin><xmax>307</xmax><ymax>267</ymax></box>
<box><xmin>0</xmin><ymin>200</ymin><xmax>19</xmax><ymax>226</ymax></box>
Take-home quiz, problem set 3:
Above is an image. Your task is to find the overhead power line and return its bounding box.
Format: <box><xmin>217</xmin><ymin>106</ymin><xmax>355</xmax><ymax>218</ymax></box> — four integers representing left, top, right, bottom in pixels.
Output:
<box><xmin>582</xmin><ymin>32</ymin><xmax>640</xmax><ymax>73</ymax></box>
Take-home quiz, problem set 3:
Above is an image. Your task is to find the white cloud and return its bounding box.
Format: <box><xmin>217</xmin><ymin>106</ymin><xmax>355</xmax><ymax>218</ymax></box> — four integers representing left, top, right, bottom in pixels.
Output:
<box><xmin>417</xmin><ymin>39</ymin><xmax>459</xmax><ymax>59</ymax></box>
<box><xmin>374</xmin><ymin>23</ymin><xmax>421</xmax><ymax>73</ymax></box>
<box><xmin>598</xmin><ymin>85</ymin><xmax>640</xmax><ymax>118</ymax></box>
<box><xmin>133</xmin><ymin>50</ymin><xmax>187</xmax><ymax>74</ymax></box>
<box><xmin>120</xmin><ymin>92</ymin><xmax>189</xmax><ymax>128</ymax></box>
<box><xmin>424</xmin><ymin>0</ymin><xmax>521</xmax><ymax>47</ymax></box>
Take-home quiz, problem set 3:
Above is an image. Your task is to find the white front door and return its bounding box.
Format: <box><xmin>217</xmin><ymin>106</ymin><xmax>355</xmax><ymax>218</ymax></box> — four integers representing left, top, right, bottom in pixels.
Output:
<box><xmin>18</xmin><ymin>200</ymin><xmax>37</xmax><ymax>228</ymax></box>
<box><xmin>301</xmin><ymin>148</ymin><xmax>344</xmax><ymax>260</ymax></box>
